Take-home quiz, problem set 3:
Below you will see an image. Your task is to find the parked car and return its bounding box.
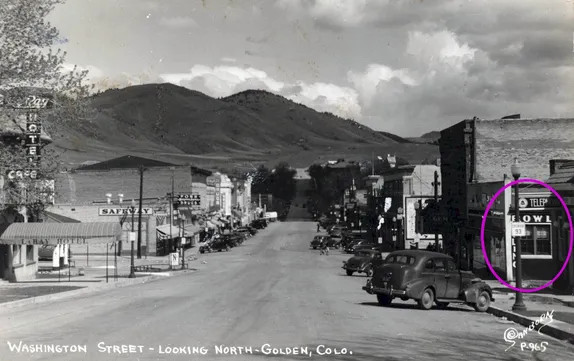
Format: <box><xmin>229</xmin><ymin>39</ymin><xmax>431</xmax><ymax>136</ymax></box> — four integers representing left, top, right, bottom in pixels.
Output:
<box><xmin>354</xmin><ymin>243</ymin><xmax>386</xmax><ymax>253</ymax></box>
<box><xmin>344</xmin><ymin>239</ymin><xmax>372</xmax><ymax>253</ymax></box>
<box><xmin>241</xmin><ymin>226</ymin><xmax>258</xmax><ymax>236</ymax></box>
<box><xmin>310</xmin><ymin>235</ymin><xmax>324</xmax><ymax>249</ymax></box>
<box><xmin>342</xmin><ymin>249</ymin><xmax>383</xmax><ymax>277</ymax></box>
<box><xmin>341</xmin><ymin>233</ymin><xmax>367</xmax><ymax>247</ymax></box>
<box><xmin>362</xmin><ymin>250</ymin><xmax>494</xmax><ymax>312</ymax></box>
<box><xmin>251</xmin><ymin>219</ymin><xmax>268</xmax><ymax>229</ymax></box>
<box><xmin>235</xmin><ymin>229</ymin><xmax>251</xmax><ymax>241</ymax></box>
<box><xmin>310</xmin><ymin>235</ymin><xmax>339</xmax><ymax>249</ymax></box>
<box><xmin>221</xmin><ymin>233</ymin><xmax>242</xmax><ymax>248</ymax></box>
<box><xmin>208</xmin><ymin>238</ymin><xmax>231</xmax><ymax>252</ymax></box>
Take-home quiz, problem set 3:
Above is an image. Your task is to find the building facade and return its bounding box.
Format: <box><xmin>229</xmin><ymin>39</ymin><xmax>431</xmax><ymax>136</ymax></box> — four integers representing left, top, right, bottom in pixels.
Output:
<box><xmin>48</xmin><ymin>159</ymin><xmax>212</xmax><ymax>256</ymax></box>
<box><xmin>440</xmin><ymin>117</ymin><xmax>574</xmax><ymax>289</ymax></box>
<box><xmin>379</xmin><ymin>164</ymin><xmax>442</xmax><ymax>249</ymax></box>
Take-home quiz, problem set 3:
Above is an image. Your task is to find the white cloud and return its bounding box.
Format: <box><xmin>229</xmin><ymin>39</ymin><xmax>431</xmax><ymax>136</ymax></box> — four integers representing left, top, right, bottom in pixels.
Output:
<box><xmin>160</xmin><ymin>64</ymin><xmax>362</xmax><ymax>119</ymax></box>
<box><xmin>158</xmin><ymin>16</ymin><xmax>198</xmax><ymax>28</ymax></box>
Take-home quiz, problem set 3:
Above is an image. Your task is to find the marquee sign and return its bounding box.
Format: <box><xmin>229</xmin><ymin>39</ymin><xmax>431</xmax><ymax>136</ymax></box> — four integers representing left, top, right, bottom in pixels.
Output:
<box><xmin>99</xmin><ymin>208</ymin><xmax>154</xmax><ymax>216</ymax></box>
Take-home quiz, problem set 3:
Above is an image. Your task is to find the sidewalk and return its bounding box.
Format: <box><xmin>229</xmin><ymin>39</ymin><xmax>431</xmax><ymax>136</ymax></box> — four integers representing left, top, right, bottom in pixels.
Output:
<box><xmin>0</xmin><ymin>252</ymin><xmax>200</xmax><ymax>310</ymax></box>
<box><xmin>486</xmin><ymin>280</ymin><xmax>574</xmax><ymax>343</ymax></box>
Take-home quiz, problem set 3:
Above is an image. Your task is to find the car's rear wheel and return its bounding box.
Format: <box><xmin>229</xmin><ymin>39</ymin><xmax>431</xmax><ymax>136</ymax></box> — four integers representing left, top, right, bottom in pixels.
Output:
<box><xmin>313</xmin><ymin>247</ymin><xmax>317</xmax><ymax>250</ymax></box>
<box><xmin>436</xmin><ymin>302</ymin><xmax>449</xmax><ymax>309</ymax></box>
<box><xmin>418</xmin><ymin>288</ymin><xmax>434</xmax><ymax>310</ymax></box>
<box><xmin>377</xmin><ymin>294</ymin><xmax>392</xmax><ymax>306</ymax></box>
<box><xmin>346</xmin><ymin>270</ymin><xmax>354</xmax><ymax>276</ymax></box>
<box><xmin>200</xmin><ymin>250</ymin><xmax>205</xmax><ymax>254</ymax></box>
<box><xmin>473</xmin><ymin>290</ymin><xmax>491</xmax><ymax>312</ymax></box>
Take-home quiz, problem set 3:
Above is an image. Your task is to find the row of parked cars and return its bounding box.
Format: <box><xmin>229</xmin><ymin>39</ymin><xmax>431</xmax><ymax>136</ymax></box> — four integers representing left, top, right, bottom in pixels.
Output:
<box><xmin>199</xmin><ymin>219</ymin><xmax>269</xmax><ymax>254</ymax></box>
<box><xmin>317</xmin><ymin>223</ymin><xmax>495</xmax><ymax>312</ymax></box>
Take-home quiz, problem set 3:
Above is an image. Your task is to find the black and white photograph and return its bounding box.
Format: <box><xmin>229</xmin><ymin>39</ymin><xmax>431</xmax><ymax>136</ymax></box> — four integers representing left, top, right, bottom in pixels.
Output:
<box><xmin>1</xmin><ymin>0</ymin><xmax>574</xmax><ymax>360</ymax></box>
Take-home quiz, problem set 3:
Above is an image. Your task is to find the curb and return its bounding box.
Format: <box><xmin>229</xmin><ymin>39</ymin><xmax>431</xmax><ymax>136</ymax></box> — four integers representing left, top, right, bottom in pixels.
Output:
<box><xmin>0</xmin><ymin>269</ymin><xmax>197</xmax><ymax>311</ymax></box>
<box><xmin>487</xmin><ymin>306</ymin><xmax>574</xmax><ymax>344</ymax></box>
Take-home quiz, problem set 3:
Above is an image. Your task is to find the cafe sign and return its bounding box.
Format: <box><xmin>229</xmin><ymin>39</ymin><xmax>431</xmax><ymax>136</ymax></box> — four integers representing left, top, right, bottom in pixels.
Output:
<box><xmin>99</xmin><ymin>208</ymin><xmax>154</xmax><ymax>216</ymax></box>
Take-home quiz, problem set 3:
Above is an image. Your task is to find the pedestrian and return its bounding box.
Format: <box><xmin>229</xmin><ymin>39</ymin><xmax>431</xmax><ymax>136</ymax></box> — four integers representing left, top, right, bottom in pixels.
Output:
<box><xmin>320</xmin><ymin>241</ymin><xmax>329</xmax><ymax>256</ymax></box>
<box><xmin>317</xmin><ymin>222</ymin><xmax>321</xmax><ymax>232</ymax></box>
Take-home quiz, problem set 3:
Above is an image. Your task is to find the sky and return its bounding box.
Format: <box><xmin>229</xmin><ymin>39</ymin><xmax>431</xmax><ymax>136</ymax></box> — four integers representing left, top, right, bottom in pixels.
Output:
<box><xmin>49</xmin><ymin>0</ymin><xmax>574</xmax><ymax>137</ymax></box>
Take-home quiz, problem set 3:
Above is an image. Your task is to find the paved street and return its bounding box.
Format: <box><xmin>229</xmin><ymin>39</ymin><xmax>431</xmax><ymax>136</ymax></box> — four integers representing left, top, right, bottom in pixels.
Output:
<box><xmin>0</xmin><ymin>222</ymin><xmax>573</xmax><ymax>361</ymax></box>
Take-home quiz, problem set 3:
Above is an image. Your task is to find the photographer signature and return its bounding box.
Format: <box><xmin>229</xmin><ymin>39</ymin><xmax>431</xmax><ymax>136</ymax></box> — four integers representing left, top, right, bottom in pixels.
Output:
<box><xmin>503</xmin><ymin>310</ymin><xmax>554</xmax><ymax>352</ymax></box>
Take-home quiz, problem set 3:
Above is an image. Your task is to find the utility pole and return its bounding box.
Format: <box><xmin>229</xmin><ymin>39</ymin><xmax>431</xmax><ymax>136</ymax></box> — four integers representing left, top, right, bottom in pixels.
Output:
<box><xmin>432</xmin><ymin>170</ymin><xmax>440</xmax><ymax>252</ymax></box>
<box><xmin>371</xmin><ymin>152</ymin><xmax>375</xmax><ymax>175</ymax></box>
<box><xmin>137</xmin><ymin>165</ymin><xmax>144</xmax><ymax>259</ymax></box>
<box><xmin>170</xmin><ymin>168</ymin><xmax>175</xmax><ymax>254</ymax></box>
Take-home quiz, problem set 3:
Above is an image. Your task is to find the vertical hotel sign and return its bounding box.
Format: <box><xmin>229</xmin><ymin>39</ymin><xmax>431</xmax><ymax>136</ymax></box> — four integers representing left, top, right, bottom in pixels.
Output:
<box><xmin>206</xmin><ymin>176</ymin><xmax>221</xmax><ymax>206</ymax></box>
<box><xmin>1</xmin><ymin>94</ymin><xmax>53</xmax><ymax>177</ymax></box>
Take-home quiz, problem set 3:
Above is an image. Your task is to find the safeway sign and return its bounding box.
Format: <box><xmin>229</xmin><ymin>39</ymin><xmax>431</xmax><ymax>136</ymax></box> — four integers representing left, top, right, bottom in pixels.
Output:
<box><xmin>99</xmin><ymin>208</ymin><xmax>154</xmax><ymax>216</ymax></box>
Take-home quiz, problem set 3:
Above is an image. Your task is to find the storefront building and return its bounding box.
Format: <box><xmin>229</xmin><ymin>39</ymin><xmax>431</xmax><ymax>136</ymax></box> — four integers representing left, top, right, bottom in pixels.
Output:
<box><xmin>48</xmin><ymin>155</ymin><xmax>213</xmax><ymax>256</ymax></box>
<box><xmin>465</xmin><ymin>179</ymin><xmax>511</xmax><ymax>278</ymax></box>
<box><xmin>380</xmin><ymin>164</ymin><xmax>442</xmax><ymax>250</ymax></box>
<box><xmin>440</xmin><ymin>117</ymin><xmax>574</xmax><ymax>270</ymax></box>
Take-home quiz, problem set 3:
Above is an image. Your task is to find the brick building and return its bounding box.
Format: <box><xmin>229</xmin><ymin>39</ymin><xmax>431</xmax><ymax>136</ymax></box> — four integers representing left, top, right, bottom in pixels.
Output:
<box><xmin>440</xmin><ymin>117</ymin><xmax>574</xmax><ymax>288</ymax></box>
<box><xmin>47</xmin><ymin>155</ymin><xmax>213</xmax><ymax>256</ymax></box>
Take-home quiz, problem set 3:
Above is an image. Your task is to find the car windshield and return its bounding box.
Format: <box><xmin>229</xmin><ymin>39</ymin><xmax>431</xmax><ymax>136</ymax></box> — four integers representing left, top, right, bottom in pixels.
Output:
<box><xmin>385</xmin><ymin>254</ymin><xmax>416</xmax><ymax>265</ymax></box>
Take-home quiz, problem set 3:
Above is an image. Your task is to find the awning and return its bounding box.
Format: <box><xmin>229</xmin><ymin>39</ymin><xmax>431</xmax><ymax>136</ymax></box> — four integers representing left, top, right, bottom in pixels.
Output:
<box><xmin>156</xmin><ymin>224</ymin><xmax>182</xmax><ymax>239</ymax></box>
<box><xmin>0</xmin><ymin>222</ymin><xmax>122</xmax><ymax>245</ymax></box>
<box><xmin>181</xmin><ymin>224</ymin><xmax>201</xmax><ymax>235</ymax></box>
<box><xmin>156</xmin><ymin>224</ymin><xmax>200</xmax><ymax>239</ymax></box>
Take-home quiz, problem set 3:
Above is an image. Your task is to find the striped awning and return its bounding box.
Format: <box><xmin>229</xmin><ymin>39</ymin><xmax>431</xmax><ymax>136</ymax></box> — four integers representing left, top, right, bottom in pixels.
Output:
<box><xmin>0</xmin><ymin>222</ymin><xmax>122</xmax><ymax>245</ymax></box>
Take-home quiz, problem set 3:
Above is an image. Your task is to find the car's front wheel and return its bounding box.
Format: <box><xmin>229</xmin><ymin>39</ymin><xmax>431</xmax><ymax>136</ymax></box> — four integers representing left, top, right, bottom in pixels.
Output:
<box><xmin>473</xmin><ymin>290</ymin><xmax>491</xmax><ymax>312</ymax></box>
<box><xmin>346</xmin><ymin>270</ymin><xmax>354</xmax><ymax>276</ymax></box>
<box><xmin>365</xmin><ymin>267</ymin><xmax>373</xmax><ymax>277</ymax></box>
<box><xmin>418</xmin><ymin>288</ymin><xmax>434</xmax><ymax>310</ymax></box>
<box><xmin>313</xmin><ymin>247</ymin><xmax>317</xmax><ymax>250</ymax></box>
<box><xmin>377</xmin><ymin>294</ymin><xmax>392</xmax><ymax>306</ymax></box>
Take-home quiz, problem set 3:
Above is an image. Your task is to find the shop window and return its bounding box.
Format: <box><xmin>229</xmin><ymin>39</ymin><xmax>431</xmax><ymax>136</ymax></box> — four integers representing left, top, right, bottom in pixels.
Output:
<box><xmin>521</xmin><ymin>225</ymin><xmax>551</xmax><ymax>256</ymax></box>
<box><xmin>26</xmin><ymin>245</ymin><xmax>34</xmax><ymax>262</ymax></box>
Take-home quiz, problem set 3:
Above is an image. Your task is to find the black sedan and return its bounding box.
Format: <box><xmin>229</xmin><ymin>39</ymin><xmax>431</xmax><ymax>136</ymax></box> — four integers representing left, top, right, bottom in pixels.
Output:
<box><xmin>342</xmin><ymin>249</ymin><xmax>382</xmax><ymax>277</ymax></box>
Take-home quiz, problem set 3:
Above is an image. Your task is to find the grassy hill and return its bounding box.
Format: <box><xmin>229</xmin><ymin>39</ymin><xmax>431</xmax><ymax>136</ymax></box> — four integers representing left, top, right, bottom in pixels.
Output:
<box><xmin>48</xmin><ymin>83</ymin><xmax>438</xmax><ymax>170</ymax></box>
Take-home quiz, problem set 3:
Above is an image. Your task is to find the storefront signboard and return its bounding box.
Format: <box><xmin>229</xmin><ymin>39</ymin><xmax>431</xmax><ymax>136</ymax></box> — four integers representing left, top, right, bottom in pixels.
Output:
<box><xmin>99</xmin><ymin>207</ymin><xmax>154</xmax><ymax>216</ymax></box>
<box><xmin>514</xmin><ymin>192</ymin><xmax>574</xmax><ymax>210</ymax></box>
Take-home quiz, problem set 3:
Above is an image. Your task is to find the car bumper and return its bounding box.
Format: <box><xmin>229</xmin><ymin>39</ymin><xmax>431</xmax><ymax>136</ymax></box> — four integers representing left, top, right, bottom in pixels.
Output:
<box><xmin>362</xmin><ymin>282</ymin><xmax>407</xmax><ymax>297</ymax></box>
<box><xmin>342</xmin><ymin>265</ymin><xmax>366</xmax><ymax>272</ymax></box>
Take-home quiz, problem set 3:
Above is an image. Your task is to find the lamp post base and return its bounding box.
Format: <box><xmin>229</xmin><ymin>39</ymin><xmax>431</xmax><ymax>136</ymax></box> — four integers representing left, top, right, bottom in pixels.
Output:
<box><xmin>511</xmin><ymin>301</ymin><xmax>527</xmax><ymax>311</ymax></box>
<box><xmin>128</xmin><ymin>270</ymin><xmax>136</xmax><ymax>278</ymax></box>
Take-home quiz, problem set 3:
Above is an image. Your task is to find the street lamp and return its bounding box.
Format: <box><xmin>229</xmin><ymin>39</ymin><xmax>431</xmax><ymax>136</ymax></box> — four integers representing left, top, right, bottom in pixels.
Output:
<box><xmin>511</xmin><ymin>158</ymin><xmax>526</xmax><ymax>311</ymax></box>
<box><xmin>128</xmin><ymin>199</ymin><xmax>136</xmax><ymax>278</ymax></box>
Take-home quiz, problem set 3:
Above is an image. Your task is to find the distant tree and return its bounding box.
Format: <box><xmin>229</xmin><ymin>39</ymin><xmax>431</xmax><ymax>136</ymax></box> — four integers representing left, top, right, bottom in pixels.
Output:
<box><xmin>250</xmin><ymin>164</ymin><xmax>272</xmax><ymax>195</ymax></box>
<box><xmin>0</xmin><ymin>0</ymin><xmax>95</xmax><ymax>220</ymax></box>
<box><xmin>269</xmin><ymin>162</ymin><xmax>296</xmax><ymax>201</ymax></box>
